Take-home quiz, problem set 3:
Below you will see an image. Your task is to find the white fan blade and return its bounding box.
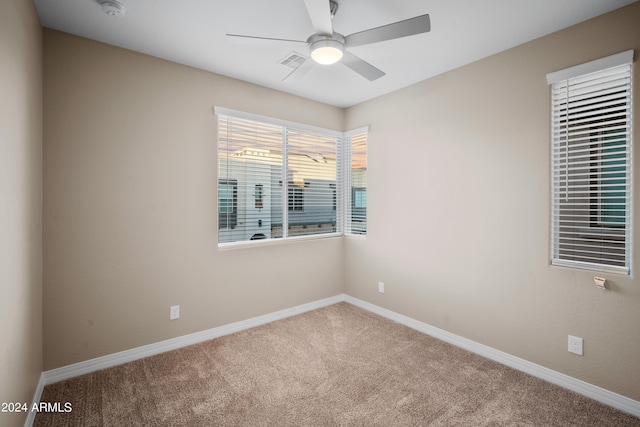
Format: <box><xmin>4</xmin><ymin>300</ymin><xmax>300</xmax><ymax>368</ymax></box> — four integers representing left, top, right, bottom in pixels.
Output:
<box><xmin>226</xmin><ymin>34</ymin><xmax>306</xmax><ymax>45</ymax></box>
<box><xmin>304</xmin><ymin>0</ymin><xmax>333</xmax><ymax>36</ymax></box>
<box><xmin>341</xmin><ymin>51</ymin><xmax>385</xmax><ymax>81</ymax></box>
<box><xmin>345</xmin><ymin>14</ymin><xmax>430</xmax><ymax>48</ymax></box>
<box><xmin>283</xmin><ymin>58</ymin><xmax>314</xmax><ymax>83</ymax></box>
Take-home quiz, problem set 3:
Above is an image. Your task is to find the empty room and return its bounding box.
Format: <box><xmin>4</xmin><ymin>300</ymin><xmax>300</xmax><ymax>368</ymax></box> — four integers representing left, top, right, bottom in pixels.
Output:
<box><xmin>2</xmin><ymin>0</ymin><xmax>640</xmax><ymax>425</ymax></box>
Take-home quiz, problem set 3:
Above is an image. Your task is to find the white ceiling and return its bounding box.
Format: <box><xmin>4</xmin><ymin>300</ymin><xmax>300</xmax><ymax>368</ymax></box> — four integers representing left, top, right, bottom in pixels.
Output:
<box><xmin>33</xmin><ymin>0</ymin><xmax>636</xmax><ymax>108</ymax></box>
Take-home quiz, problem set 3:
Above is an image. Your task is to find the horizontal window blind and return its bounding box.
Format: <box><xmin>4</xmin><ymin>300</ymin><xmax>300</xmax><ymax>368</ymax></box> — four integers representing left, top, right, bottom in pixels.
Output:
<box><xmin>346</xmin><ymin>131</ymin><xmax>367</xmax><ymax>235</ymax></box>
<box><xmin>218</xmin><ymin>115</ymin><xmax>283</xmax><ymax>243</ymax></box>
<box><xmin>549</xmin><ymin>53</ymin><xmax>632</xmax><ymax>274</ymax></box>
<box><xmin>286</xmin><ymin>127</ymin><xmax>339</xmax><ymax>237</ymax></box>
<box><xmin>217</xmin><ymin>111</ymin><xmax>341</xmax><ymax>244</ymax></box>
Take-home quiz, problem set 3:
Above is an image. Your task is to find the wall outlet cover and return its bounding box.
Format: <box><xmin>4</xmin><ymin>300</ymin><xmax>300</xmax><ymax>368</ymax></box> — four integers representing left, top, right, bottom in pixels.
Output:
<box><xmin>568</xmin><ymin>335</ymin><xmax>583</xmax><ymax>356</ymax></box>
<box><xmin>170</xmin><ymin>305</ymin><xmax>180</xmax><ymax>320</ymax></box>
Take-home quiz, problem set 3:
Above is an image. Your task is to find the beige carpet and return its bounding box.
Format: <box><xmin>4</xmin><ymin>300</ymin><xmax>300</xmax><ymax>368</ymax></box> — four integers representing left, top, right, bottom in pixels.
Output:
<box><xmin>35</xmin><ymin>302</ymin><xmax>639</xmax><ymax>426</ymax></box>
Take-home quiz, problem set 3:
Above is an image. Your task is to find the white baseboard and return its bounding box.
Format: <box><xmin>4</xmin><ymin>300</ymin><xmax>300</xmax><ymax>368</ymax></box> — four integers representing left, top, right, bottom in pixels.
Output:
<box><xmin>344</xmin><ymin>295</ymin><xmax>640</xmax><ymax>419</ymax></box>
<box><xmin>42</xmin><ymin>294</ymin><xmax>346</xmax><ymax>385</ymax></box>
<box><xmin>37</xmin><ymin>293</ymin><xmax>639</xmax><ymax>420</ymax></box>
<box><xmin>24</xmin><ymin>373</ymin><xmax>45</xmax><ymax>427</ymax></box>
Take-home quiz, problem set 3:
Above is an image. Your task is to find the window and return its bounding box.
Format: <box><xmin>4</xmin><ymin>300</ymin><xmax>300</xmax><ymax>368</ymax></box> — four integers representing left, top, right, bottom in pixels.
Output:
<box><xmin>345</xmin><ymin>130</ymin><xmax>368</xmax><ymax>235</ymax></box>
<box><xmin>218</xmin><ymin>108</ymin><xmax>365</xmax><ymax>245</ymax></box>
<box><xmin>331</xmin><ymin>184</ymin><xmax>336</xmax><ymax>211</ymax></box>
<box><xmin>354</xmin><ymin>189</ymin><xmax>367</xmax><ymax>208</ymax></box>
<box><xmin>547</xmin><ymin>50</ymin><xmax>633</xmax><ymax>274</ymax></box>
<box><xmin>288</xmin><ymin>186</ymin><xmax>304</xmax><ymax>212</ymax></box>
<box><xmin>218</xmin><ymin>179</ymin><xmax>237</xmax><ymax>229</ymax></box>
<box><xmin>254</xmin><ymin>184</ymin><xmax>264</xmax><ymax>209</ymax></box>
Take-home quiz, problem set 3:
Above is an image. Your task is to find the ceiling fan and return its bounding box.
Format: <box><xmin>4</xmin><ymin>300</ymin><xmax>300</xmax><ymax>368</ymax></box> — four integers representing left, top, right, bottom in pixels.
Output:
<box><xmin>226</xmin><ymin>0</ymin><xmax>430</xmax><ymax>82</ymax></box>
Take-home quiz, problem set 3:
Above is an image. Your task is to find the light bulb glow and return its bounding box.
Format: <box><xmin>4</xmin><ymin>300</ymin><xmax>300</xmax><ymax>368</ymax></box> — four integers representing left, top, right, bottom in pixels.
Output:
<box><xmin>311</xmin><ymin>46</ymin><xmax>343</xmax><ymax>65</ymax></box>
<box><xmin>309</xmin><ymin>38</ymin><xmax>344</xmax><ymax>65</ymax></box>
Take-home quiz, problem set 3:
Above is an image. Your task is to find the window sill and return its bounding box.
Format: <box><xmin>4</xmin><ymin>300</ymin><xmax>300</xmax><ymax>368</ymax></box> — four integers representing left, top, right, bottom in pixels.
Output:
<box><xmin>218</xmin><ymin>232</ymin><xmax>343</xmax><ymax>251</ymax></box>
<box><xmin>551</xmin><ymin>259</ymin><xmax>629</xmax><ymax>276</ymax></box>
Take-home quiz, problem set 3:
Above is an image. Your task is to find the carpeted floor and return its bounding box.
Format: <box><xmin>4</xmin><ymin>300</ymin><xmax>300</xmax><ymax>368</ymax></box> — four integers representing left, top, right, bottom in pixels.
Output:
<box><xmin>35</xmin><ymin>302</ymin><xmax>640</xmax><ymax>426</ymax></box>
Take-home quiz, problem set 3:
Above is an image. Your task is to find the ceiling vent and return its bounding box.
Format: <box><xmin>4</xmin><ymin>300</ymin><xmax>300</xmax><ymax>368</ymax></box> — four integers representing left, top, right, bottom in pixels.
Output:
<box><xmin>279</xmin><ymin>52</ymin><xmax>308</xmax><ymax>69</ymax></box>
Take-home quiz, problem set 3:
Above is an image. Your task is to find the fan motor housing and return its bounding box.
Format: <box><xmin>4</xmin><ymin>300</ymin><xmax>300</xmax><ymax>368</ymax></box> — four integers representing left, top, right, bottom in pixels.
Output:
<box><xmin>307</xmin><ymin>33</ymin><xmax>345</xmax><ymax>49</ymax></box>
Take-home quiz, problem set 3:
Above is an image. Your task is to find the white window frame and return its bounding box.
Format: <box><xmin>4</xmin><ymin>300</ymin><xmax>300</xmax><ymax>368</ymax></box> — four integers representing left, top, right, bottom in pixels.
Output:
<box><xmin>547</xmin><ymin>50</ymin><xmax>633</xmax><ymax>275</ymax></box>
<box><xmin>215</xmin><ymin>107</ymin><xmax>367</xmax><ymax>247</ymax></box>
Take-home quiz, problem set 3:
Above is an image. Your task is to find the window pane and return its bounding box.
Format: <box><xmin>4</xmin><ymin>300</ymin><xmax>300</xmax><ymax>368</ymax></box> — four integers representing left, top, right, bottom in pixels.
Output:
<box><xmin>217</xmin><ymin>112</ymin><xmax>344</xmax><ymax>244</ymax></box>
<box><xmin>354</xmin><ymin>189</ymin><xmax>366</xmax><ymax>208</ymax></box>
<box><xmin>349</xmin><ymin>132</ymin><xmax>367</xmax><ymax>235</ymax></box>
<box><xmin>218</xmin><ymin>116</ymin><xmax>283</xmax><ymax>243</ymax></box>
<box><xmin>550</xmin><ymin>60</ymin><xmax>631</xmax><ymax>273</ymax></box>
<box><xmin>285</xmin><ymin>128</ymin><xmax>338</xmax><ymax>237</ymax></box>
<box><xmin>600</xmin><ymin>135</ymin><xmax>626</xmax><ymax>224</ymax></box>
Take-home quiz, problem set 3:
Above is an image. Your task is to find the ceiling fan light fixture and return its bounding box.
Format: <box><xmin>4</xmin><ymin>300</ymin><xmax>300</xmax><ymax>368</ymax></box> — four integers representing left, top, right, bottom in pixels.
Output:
<box><xmin>309</xmin><ymin>38</ymin><xmax>344</xmax><ymax>65</ymax></box>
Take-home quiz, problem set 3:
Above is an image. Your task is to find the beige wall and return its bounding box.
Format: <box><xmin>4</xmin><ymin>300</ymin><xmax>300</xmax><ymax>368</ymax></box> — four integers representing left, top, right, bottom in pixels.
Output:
<box><xmin>0</xmin><ymin>1</ymin><xmax>43</xmax><ymax>426</ymax></box>
<box><xmin>42</xmin><ymin>1</ymin><xmax>640</xmax><ymax>405</ymax></box>
<box><xmin>345</xmin><ymin>3</ymin><xmax>640</xmax><ymax>401</ymax></box>
<box><xmin>42</xmin><ymin>30</ymin><xmax>345</xmax><ymax>370</ymax></box>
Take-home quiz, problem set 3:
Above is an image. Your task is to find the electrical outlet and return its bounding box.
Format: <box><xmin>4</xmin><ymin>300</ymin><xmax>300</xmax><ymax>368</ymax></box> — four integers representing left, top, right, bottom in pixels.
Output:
<box><xmin>568</xmin><ymin>335</ymin><xmax>583</xmax><ymax>356</ymax></box>
<box><xmin>170</xmin><ymin>305</ymin><xmax>180</xmax><ymax>320</ymax></box>
<box><xmin>378</xmin><ymin>282</ymin><xmax>384</xmax><ymax>293</ymax></box>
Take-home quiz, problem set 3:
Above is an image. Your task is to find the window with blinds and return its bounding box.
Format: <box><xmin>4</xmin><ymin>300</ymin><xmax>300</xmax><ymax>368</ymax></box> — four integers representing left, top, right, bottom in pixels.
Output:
<box><xmin>547</xmin><ymin>51</ymin><xmax>633</xmax><ymax>274</ymax></box>
<box><xmin>216</xmin><ymin>108</ymin><xmax>356</xmax><ymax>245</ymax></box>
<box><xmin>345</xmin><ymin>130</ymin><xmax>367</xmax><ymax>235</ymax></box>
